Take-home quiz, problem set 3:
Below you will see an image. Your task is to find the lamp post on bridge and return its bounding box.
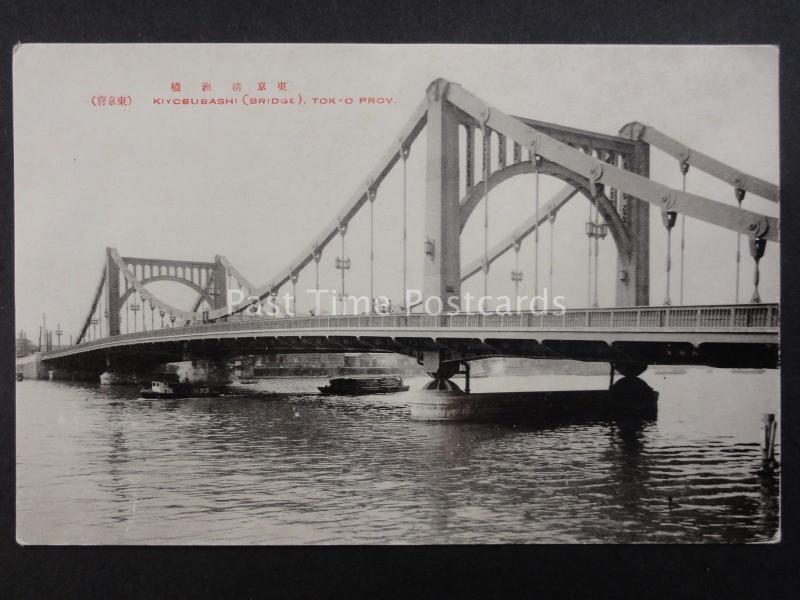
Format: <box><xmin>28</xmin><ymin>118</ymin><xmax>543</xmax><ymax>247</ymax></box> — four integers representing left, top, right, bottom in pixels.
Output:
<box><xmin>312</xmin><ymin>245</ymin><xmax>322</xmax><ymax>296</ymax></box>
<box><xmin>90</xmin><ymin>318</ymin><xmax>99</xmax><ymax>341</ymax></box>
<box><xmin>140</xmin><ymin>295</ymin><xmax>147</xmax><ymax>331</ymax></box>
<box><xmin>130</xmin><ymin>302</ymin><xmax>140</xmax><ymax>332</ymax></box>
<box><xmin>159</xmin><ymin>309</ymin><xmax>165</xmax><ymax>329</ymax></box>
<box><xmin>335</xmin><ymin>257</ymin><xmax>351</xmax><ymax>314</ymax></box>
<box><xmin>290</xmin><ymin>272</ymin><xmax>299</xmax><ymax>317</ymax></box>
<box><xmin>585</xmin><ymin>220</ymin><xmax>608</xmax><ymax>308</ymax></box>
<box><xmin>55</xmin><ymin>324</ymin><xmax>63</xmax><ymax>349</ymax></box>
<box><xmin>511</xmin><ymin>238</ymin><xmax>523</xmax><ymax>304</ymax></box>
<box><xmin>335</xmin><ymin>221</ymin><xmax>350</xmax><ymax>315</ymax></box>
<box><xmin>170</xmin><ymin>314</ymin><xmax>176</xmax><ymax>328</ymax></box>
<box><xmin>511</xmin><ymin>270</ymin><xmax>523</xmax><ymax>302</ymax></box>
<box><xmin>150</xmin><ymin>301</ymin><xmax>155</xmax><ymax>330</ymax></box>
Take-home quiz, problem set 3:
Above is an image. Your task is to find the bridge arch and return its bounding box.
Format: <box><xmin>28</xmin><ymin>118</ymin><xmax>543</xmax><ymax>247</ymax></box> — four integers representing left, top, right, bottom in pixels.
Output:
<box><xmin>458</xmin><ymin>160</ymin><xmax>632</xmax><ymax>257</ymax></box>
<box><xmin>119</xmin><ymin>274</ymin><xmax>214</xmax><ymax>308</ymax></box>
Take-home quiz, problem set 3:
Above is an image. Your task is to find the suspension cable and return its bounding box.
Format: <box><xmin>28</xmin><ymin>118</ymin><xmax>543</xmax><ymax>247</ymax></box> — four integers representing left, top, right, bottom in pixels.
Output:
<box><xmin>679</xmin><ymin>159</ymin><xmax>689</xmax><ymax>304</ymax></box>
<box><xmin>401</xmin><ymin>143</ymin><xmax>410</xmax><ymax>310</ymax></box>
<box><xmin>99</xmin><ymin>281</ymin><xmax>104</xmax><ymax>339</ymax></box>
<box><xmin>312</xmin><ymin>245</ymin><xmax>322</xmax><ymax>315</ymax></box>
<box><xmin>141</xmin><ymin>293</ymin><xmax>146</xmax><ymax>332</ymax></box>
<box><xmin>515</xmin><ymin>243</ymin><xmax>519</xmax><ymax>294</ymax></box>
<box><xmin>368</xmin><ymin>184</ymin><xmax>376</xmax><ymax>313</ymax></box>
<box><xmin>314</xmin><ymin>249</ymin><xmax>319</xmax><ymax>293</ymax></box>
<box><xmin>593</xmin><ymin>195</ymin><xmax>599</xmax><ymax>308</ymax></box>
<box><xmin>586</xmin><ymin>199</ymin><xmax>593</xmax><ymax>307</ymax></box>
<box><xmin>482</xmin><ymin>125</ymin><xmax>490</xmax><ymax>299</ymax></box>
<box><xmin>750</xmin><ymin>237</ymin><xmax>766</xmax><ymax>304</ymax></box>
<box><xmin>533</xmin><ymin>151</ymin><xmax>540</xmax><ymax>309</ymax></box>
<box><xmin>735</xmin><ymin>187</ymin><xmax>745</xmax><ymax>302</ymax></box>
<box><xmin>549</xmin><ymin>209</ymin><xmax>556</xmax><ymax>297</ymax></box>
<box><xmin>339</xmin><ymin>223</ymin><xmax>348</xmax><ymax>314</ymax></box>
<box><xmin>228</xmin><ymin>272</ymin><xmax>232</xmax><ymax>313</ymax></box>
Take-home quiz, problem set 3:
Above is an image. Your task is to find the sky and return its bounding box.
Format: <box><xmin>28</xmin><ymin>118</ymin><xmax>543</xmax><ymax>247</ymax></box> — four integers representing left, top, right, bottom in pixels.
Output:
<box><xmin>13</xmin><ymin>44</ymin><xmax>779</xmax><ymax>342</ymax></box>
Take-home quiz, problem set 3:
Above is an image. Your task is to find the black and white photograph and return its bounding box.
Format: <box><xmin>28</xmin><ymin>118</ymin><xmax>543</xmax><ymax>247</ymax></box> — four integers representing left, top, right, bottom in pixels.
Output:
<box><xmin>12</xmin><ymin>44</ymin><xmax>780</xmax><ymax>545</ymax></box>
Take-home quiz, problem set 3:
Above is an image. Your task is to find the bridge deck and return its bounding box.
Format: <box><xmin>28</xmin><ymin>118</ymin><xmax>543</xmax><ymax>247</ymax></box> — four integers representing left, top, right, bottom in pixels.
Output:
<box><xmin>43</xmin><ymin>305</ymin><xmax>779</xmax><ymax>368</ymax></box>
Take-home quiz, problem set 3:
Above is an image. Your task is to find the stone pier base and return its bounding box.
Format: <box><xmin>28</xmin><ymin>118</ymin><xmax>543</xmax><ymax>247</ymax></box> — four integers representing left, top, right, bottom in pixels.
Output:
<box><xmin>409</xmin><ymin>379</ymin><xmax>658</xmax><ymax>421</ymax></box>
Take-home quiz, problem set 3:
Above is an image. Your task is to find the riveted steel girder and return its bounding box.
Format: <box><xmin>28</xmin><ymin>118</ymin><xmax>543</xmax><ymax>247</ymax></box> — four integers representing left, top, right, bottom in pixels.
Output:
<box><xmin>624</xmin><ymin>122</ymin><xmax>779</xmax><ymax>202</ymax></box>
<box><xmin>445</xmin><ymin>83</ymin><xmax>779</xmax><ymax>242</ymax></box>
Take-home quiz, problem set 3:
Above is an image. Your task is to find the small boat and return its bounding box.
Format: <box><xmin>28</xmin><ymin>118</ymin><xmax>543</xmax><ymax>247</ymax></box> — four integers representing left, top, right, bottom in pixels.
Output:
<box><xmin>234</xmin><ymin>378</ymin><xmax>258</xmax><ymax>385</ymax></box>
<box><xmin>318</xmin><ymin>375</ymin><xmax>409</xmax><ymax>395</ymax></box>
<box><xmin>140</xmin><ymin>378</ymin><xmax>222</xmax><ymax>399</ymax></box>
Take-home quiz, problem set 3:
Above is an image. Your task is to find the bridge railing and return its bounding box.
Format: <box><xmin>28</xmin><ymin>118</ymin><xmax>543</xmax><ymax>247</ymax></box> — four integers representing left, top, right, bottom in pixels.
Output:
<box><xmin>53</xmin><ymin>303</ymin><xmax>778</xmax><ymax>356</ymax></box>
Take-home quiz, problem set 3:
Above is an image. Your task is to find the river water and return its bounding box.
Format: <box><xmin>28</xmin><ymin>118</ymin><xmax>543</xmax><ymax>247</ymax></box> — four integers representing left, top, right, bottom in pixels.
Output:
<box><xmin>16</xmin><ymin>369</ymin><xmax>779</xmax><ymax>544</ymax></box>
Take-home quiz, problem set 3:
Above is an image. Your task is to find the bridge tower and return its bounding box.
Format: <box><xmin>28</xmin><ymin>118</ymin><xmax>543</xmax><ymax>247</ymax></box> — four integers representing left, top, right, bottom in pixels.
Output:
<box><xmin>211</xmin><ymin>256</ymin><xmax>228</xmax><ymax>312</ymax></box>
<box><xmin>106</xmin><ymin>247</ymin><xmax>122</xmax><ymax>336</ymax></box>
<box><xmin>102</xmin><ymin>247</ymin><xmax>229</xmax><ymax>340</ymax></box>
<box><xmin>616</xmin><ymin>124</ymin><xmax>650</xmax><ymax>306</ymax></box>
<box><xmin>423</xmin><ymin>78</ymin><xmax>652</xmax><ymax>310</ymax></box>
<box><xmin>423</xmin><ymin>78</ymin><xmax>462</xmax><ymax>310</ymax></box>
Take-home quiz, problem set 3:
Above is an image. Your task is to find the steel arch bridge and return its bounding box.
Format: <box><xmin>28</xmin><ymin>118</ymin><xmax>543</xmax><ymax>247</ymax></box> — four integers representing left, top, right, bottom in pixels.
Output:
<box><xmin>45</xmin><ymin>78</ymin><xmax>779</xmax><ymax>377</ymax></box>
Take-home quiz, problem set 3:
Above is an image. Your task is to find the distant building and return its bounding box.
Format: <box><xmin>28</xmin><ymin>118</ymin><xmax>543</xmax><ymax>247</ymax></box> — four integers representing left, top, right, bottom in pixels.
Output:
<box><xmin>250</xmin><ymin>352</ymin><xmax>424</xmax><ymax>376</ymax></box>
<box><xmin>16</xmin><ymin>334</ymin><xmax>37</xmax><ymax>358</ymax></box>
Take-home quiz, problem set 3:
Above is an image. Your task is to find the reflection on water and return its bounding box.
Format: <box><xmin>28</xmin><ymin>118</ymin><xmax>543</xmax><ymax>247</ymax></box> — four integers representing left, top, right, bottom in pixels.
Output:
<box><xmin>16</xmin><ymin>370</ymin><xmax>779</xmax><ymax>544</ymax></box>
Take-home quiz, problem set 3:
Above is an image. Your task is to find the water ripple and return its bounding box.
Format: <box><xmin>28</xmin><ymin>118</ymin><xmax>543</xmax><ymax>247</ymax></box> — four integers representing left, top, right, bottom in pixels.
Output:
<box><xmin>16</xmin><ymin>371</ymin><xmax>779</xmax><ymax>544</ymax></box>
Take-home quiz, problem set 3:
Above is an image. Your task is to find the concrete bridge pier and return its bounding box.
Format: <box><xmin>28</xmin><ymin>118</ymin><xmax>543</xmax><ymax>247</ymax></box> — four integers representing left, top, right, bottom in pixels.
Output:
<box><xmin>419</xmin><ymin>350</ymin><xmax>464</xmax><ymax>391</ymax></box>
<box><xmin>98</xmin><ymin>354</ymin><xmax>142</xmax><ymax>385</ymax></box>
<box><xmin>421</xmin><ymin>350</ymin><xmax>461</xmax><ymax>379</ymax></box>
<box><xmin>611</xmin><ymin>361</ymin><xmax>648</xmax><ymax>378</ymax></box>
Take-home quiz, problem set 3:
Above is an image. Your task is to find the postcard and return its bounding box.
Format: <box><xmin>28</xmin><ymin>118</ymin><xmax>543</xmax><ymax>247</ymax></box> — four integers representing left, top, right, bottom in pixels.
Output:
<box><xmin>14</xmin><ymin>44</ymin><xmax>780</xmax><ymax>544</ymax></box>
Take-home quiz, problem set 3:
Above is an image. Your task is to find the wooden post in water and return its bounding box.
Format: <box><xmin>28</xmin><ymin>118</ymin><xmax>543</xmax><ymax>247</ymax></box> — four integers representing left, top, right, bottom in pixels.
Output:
<box><xmin>609</xmin><ymin>363</ymin><xmax>615</xmax><ymax>388</ymax></box>
<box><xmin>464</xmin><ymin>361</ymin><xmax>471</xmax><ymax>395</ymax></box>
<box><xmin>758</xmin><ymin>413</ymin><xmax>778</xmax><ymax>475</ymax></box>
